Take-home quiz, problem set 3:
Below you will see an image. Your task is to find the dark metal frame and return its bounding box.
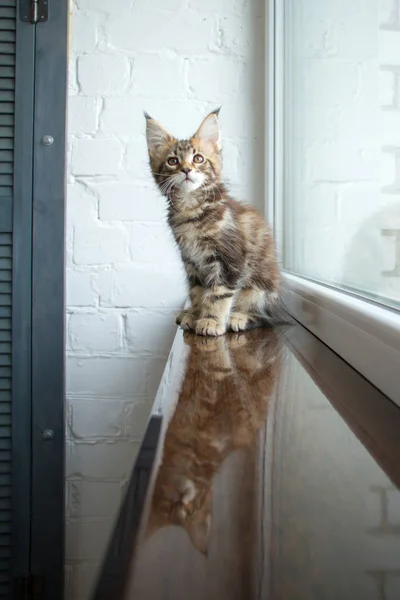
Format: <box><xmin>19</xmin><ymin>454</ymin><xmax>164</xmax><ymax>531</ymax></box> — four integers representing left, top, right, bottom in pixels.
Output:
<box><xmin>30</xmin><ymin>0</ymin><xmax>68</xmax><ymax>597</ymax></box>
<box><xmin>12</xmin><ymin>1</ymin><xmax>68</xmax><ymax>598</ymax></box>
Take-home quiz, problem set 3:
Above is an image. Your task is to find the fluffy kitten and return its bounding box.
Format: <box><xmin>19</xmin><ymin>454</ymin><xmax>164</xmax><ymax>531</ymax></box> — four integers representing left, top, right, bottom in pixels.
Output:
<box><xmin>145</xmin><ymin>109</ymin><xmax>282</xmax><ymax>336</ymax></box>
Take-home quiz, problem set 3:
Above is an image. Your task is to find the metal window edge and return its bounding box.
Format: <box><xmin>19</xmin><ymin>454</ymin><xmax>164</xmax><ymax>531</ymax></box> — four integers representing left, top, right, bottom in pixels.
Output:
<box><xmin>282</xmin><ymin>272</ymin><xmax>400</xmax><ymax>408</ymax></box>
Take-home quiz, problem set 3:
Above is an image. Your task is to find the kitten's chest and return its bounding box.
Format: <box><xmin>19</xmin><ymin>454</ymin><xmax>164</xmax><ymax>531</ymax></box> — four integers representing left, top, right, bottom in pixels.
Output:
<box><xmin>172</xmin><ymin>221</ymin><xmax>215</xmax><ymax>267</ymax></box>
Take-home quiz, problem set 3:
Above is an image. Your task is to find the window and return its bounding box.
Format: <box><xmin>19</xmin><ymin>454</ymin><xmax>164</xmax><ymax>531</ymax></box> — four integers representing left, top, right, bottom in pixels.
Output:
<box><xmin>268</xmin><ymin>0</ymin><xmax>400</xmax><ymax>407</ymax></box>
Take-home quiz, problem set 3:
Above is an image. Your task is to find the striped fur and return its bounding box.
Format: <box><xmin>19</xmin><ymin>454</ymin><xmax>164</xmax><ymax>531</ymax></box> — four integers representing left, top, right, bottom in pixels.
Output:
<box><xmin>145</xmin><ymin>109</ymin><xmax>283</xmax><ymax>336</ymax></box>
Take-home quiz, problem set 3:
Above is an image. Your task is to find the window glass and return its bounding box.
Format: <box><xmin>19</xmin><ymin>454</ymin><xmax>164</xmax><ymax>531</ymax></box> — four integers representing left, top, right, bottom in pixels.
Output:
<box><xmin>281</xmin><ymin>0</ymin><xmax>400</xmax><ymax>309</ymax></box>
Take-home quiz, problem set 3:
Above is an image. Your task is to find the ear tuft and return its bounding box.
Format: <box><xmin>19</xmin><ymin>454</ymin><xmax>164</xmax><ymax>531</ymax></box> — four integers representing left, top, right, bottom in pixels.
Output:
<box><xmin>194</xmin><ymin>109</ymin><xmax>221</xmax><ymax>151</ymax></box>
<box><xmin>188</xmin><ymin>513</ymin><xmax>212</xmax><ymax>556</ymax></box>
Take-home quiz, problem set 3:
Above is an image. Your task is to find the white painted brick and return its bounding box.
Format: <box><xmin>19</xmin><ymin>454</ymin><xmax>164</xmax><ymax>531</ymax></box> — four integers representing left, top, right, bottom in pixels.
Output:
<box><xmin>66</xmin><ymin>520</ymin><xmax>114</xmax><ymax>562</ymax></box>
<box><xmin>77</xmin><ymin>54</ymin><xmax>130</xmax><ymax>96</ymax></box>
<box><xmin>387</xmin><ymin>488</ymin><xmax>400</xmax><ymax>525</ymax></box>
<box><xmin>68</xmin><ymin>96</ymin><xmax>98</xmax><ymax>135</ymax></box>
<box><xmin>147</xmin><ymin>357</ymin><xmax>168</xmax><ymax>400</ymax></box>
<box><xmin>106</xmin><ymin>12</ymin><xmax>213</xmax><ymax>55</ymax></box>
<box><xmin>125</xmin><ymin>310</ymin><xmax>177</xmax><ymax>355</ymax></box>
<box><xmin>66</xmin><ymin>270</ymin><xmax>97</xmax><ymax>307</ymax></box>
<box><xmin>129</xmin><ymin>223</ymin><xmax>179</xmax><ymax>263</ymax></box>
<box><xmin>66</xmin><ymin>183</ymin><xmax>97</xmax><ymax>225</ymax></box>
<box><xmin>188</xmin><ymin>56</ymin><xmax>246</xmax><ymax>101</ymax></box>
<box><xmin>73</xmin><ymin>224</ymin><xmax>129</xmax><ymax>265</ymax></box>
<box><xmin>93</xmin><ymin>269</ymin><xmax>114</xmax><ymax>306</ymax></box>
<box><xmin>70</xmin><ymin>11</ymin><xmax>98</xmax><ymax>54</ymax></box>
<box><xmin>138</xmin><ymin>98</ymin><xmax>209</xmax><ymax>139</ymax></box>
<box><xmin>188</xmin><ymin>0</ymin><xmax>245</xmax><ymax>14</ymax></box>
<box><xmin>215</xmin><ymin>15</ymin><xmax>251</xmax><ymax>55</ymax></box>
<box><xmin>68</xmin><ymin>480</ymin><xmax>122</xmax><ymax>518</ymax></box>
<box><xmin>132</xmin><ymin>54</ymin><xmax>185</xmax><ymax>97</ymax></box>
<box><xmin>97</xmin><ymin>183</ymin><xmax>166</xmax><ymax>222</ymax></box>
<box><xmin>102</xmin><ymin>96</ymin><xmax>206</xmax><ymax>142</ymax></box>
<box><xmin>77</xmin><ymin>0</ymin><xmax>133</xmax><ymax>11</ymax></box>
<box><xmin>66</xmin><ymin>440</ymin><xmax>140</xmax><ymax>480</ymax></box>
<box><xmin>71</xmin><ymin>138</ymin><xmax>122</xmax><ymax>176</ymax></box>
<box><xmin>134</xmin><ymin>0</ymin><xmax>183</xmax><ymax>10</ymax></box>
<box><xmin>69</xmin><ymin>313</ymin><xmax>121</xmax><ymax>352</ymax></box>
<box><xmin>125</xmin><ymin>136</ymin><xmax>155</xmax><ymax>180</ymax></box>
<box><xmin>69</xmin><ymin>57</ymin><xmax>78</xmax><ymax>96</ymax></box>
<box><xmin>219</xmin><ymin>103</ymin><xmax>249</xmax><ymax>138</ymax></box>
<box><xmin>99</xmin><ymin>265</ymin><xmax>185</xmax><ymax>308</ymax></box>
<box><xmin>100</xmin><ymin>97</ymin><xmax>207</xmax><ymax>142</ymax></box>
<box><xmin>69</xmin><ymin>399</ymin><xmax>125</xmax><ymax>438</ymax></box>
<box><xmin>222</xmin><ymin>139</ymin><xmax>240</xmax><ymax>184</ymax></box>
<box><xmin>66</xmin><ymin>228</ymin><xmax>74</xmax><ymax>267</ymax></box>
<box><xmin>67</xmin><ymin>356</ymin><xmax>149</xmax><ymax>395</ymax></box>
<box><xmin>101</xmin><ymin>97</ymin><xmax>144</xmax><ymax>137</ymax></box>
<box><xmin>125</xmin><ymin>400</ymin><xmax>152</xmax><ymax>439</ymax></box>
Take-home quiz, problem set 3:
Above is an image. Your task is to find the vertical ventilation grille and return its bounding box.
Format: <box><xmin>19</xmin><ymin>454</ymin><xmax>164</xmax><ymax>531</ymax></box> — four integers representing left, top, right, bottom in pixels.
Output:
<box><xmin>0</xmin><ymin>1</ymin><xmax>15</xmax><ymax>199</ymax></box>
<box><xmin>0</xmin><ymin>1</ymin><xmax>14</xmax><ymax>598</ymax></box>
<box><xmin>0</xmin><ymin>233</ymin><xmax>11</xmax><ymax>599</ymax></box>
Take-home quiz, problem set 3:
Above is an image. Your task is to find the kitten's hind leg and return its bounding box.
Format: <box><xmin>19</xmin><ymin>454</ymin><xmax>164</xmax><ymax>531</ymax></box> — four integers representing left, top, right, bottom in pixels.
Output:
<box><xmin>228</xmin><ymin>288</ymin><xmax>265</xmax><ymax>331</ymax></box>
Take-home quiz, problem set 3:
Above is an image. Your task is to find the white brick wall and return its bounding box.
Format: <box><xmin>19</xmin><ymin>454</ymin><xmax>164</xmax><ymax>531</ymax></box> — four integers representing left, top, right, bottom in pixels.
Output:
<box><xmin>66</xmin><ymin>0</ymin><xmax>265</xmax><ymax>597</ymax></box>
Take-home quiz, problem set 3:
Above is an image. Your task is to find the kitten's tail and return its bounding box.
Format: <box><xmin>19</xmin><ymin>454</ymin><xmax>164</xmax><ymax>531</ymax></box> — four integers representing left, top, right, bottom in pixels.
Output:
<box><xmin>258</xmin><ymin>291</ymin><xmax>295</xmax><ymax>328</ymax></box>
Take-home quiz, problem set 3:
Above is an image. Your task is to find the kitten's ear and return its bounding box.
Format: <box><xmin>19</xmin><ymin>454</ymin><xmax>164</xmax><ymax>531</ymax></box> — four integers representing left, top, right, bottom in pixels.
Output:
<box><xmin>145</xmin><ymin>112</ymin><xmax>173</xmax><ymax>157</ymax></box>
<box><xmin>194</xmin><ymin>108</ymin><xmax>221</xmax><ymax>151</ymax></box>
<box><xmin>188</xmin><ymin>513</ymin><xmax>212</xmax><ymax>556</ymax></box>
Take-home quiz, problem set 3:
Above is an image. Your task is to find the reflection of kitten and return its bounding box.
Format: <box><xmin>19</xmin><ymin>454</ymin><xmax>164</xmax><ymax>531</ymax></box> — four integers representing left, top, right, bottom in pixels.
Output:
<box><xmin>145</xmin><ymin>110</ymin><xmax>283</xmax><ymax>336</ymax></box>
<box><xmin>147</xmin><ymin>329</ymin><xmax>282</xmax><ymax>554</ymax></box>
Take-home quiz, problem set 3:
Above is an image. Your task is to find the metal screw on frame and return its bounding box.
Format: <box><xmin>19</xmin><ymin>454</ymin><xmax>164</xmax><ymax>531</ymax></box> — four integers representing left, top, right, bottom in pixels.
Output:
<box><xmin>42</xmin><ymin>135</ymin><xmax>54</xmax><ymax>146</ymax></box>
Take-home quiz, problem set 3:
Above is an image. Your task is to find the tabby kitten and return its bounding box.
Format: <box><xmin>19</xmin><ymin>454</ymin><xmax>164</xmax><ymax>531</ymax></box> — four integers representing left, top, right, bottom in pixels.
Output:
<box><xmin>145</xmin><ymin>109</ymin><xmax>282</xmax><ymax>336</ymax></box>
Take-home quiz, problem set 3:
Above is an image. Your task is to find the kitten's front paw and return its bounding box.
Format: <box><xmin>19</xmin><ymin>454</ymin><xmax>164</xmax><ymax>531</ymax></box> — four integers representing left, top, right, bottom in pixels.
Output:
<box><xmin>176</xmin><ymin>309</ymin><xmax>196</xmax><ymax>330</ymax></box>
<box><xmin>228</xmin><ymin>312</ymin><xmax>249</xmax><ymax>332</ymax></box>
<box><xmin>195</xmin><ymin>318</ymin><xmax>226</xmax><ymax>337</ymax></box>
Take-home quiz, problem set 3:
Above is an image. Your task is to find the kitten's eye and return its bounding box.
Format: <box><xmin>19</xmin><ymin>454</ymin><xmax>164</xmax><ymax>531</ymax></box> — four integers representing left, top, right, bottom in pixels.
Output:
<box><xmin>193</xmin><ymin>154</ymin><xmax>204</xmax><ymax>164</ymax></box>
<box><xmin>167</xmin><ymin>157</ymin><xmax>179</xmax><ymax>166</ymax></box>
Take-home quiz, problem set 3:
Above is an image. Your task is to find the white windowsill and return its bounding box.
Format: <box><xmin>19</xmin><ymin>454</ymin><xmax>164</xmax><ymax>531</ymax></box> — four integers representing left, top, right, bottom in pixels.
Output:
<box><xmin>282</xmin><ymin>272</ymin><xmax>400</xmax><ymax>408</ymax></box>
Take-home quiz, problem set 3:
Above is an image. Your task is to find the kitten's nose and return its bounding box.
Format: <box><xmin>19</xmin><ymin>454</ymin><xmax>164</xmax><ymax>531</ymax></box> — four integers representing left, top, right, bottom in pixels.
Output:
<box><xmin>181</xmin><ymin>168</ymin><xmax>192</xmax><ymax>175</ymax></box>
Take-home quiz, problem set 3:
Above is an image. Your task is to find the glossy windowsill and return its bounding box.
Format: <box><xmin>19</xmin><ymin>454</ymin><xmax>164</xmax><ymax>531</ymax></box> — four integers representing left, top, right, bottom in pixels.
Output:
<box><xmin>92</xmin><ymin>323</ymin><xmax>400</xmax><ymax>600</ymax></box>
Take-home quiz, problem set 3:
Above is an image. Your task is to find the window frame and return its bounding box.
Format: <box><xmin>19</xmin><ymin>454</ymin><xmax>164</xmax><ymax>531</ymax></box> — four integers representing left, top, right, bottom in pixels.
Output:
<box><xmin>266</xmin><ymin>0</ymin><xmax>400</xmax><ymax>408</ymax></box>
